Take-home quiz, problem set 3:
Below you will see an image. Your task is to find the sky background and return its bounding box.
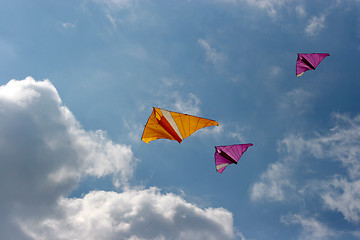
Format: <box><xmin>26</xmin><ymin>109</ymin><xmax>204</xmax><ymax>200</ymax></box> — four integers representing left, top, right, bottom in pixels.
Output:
<box><xmin>0</xmin><ymin>0</ymin><xmax>359</xmax><ymax>239</ymax></box>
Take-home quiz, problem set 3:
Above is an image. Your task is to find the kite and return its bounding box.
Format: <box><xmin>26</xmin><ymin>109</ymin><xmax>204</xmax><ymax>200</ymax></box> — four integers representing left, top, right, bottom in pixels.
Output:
<box><xmin>214</xmin><ymin>143</ymin><xmax>253</xmax><ymax>173</ymax></box>
<box><xmin>296</xmin><ymin>53</ymin><xmax>330</xmax><ymax>77</ymax></box>
<box><xmin>141</xmin><ymin>107</ymin><xmax>219</xmax><ymax>144</ymax></box>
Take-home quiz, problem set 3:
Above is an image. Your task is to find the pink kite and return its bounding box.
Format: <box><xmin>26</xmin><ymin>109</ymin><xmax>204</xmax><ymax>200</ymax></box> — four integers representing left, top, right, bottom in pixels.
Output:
<box><xmin>214</xmin><ymin>143</ymin><xmax>253</xmax><ymax>173</ymax></box>
<box><xmin>296</xmin><ymin>53</ymin><xmax>330</xmax><ymax>77</ymax></box>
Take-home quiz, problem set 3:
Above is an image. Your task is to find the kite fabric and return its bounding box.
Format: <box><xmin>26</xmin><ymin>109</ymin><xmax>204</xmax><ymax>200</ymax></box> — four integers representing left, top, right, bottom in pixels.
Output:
<box><xmin>141</xmin><ymin>107</ymin><xmax>219</xmax><ymax>144</ymax></box>
<box><xmin>296</xmin><ymin>53</ymin><xmax>330</xmax><ymax>77</ymax></box>
<box><xmin>214</xmin><ymin>143</ymin><xmax>253</xmax><ymax>173</ymax></box>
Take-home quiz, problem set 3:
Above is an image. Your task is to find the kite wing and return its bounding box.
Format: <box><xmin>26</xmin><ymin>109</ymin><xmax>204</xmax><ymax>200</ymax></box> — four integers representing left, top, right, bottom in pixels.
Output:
<box><xmin>296</xmin><ymin>53</ymin><xmax>330</xmax><ymax>76</ymax></box>
<box><xmin>141</xmin><ymin>107</ymin><xmax>219</xmax><ymax>143</ymax></box>
<box><xmin>214</xmin><ymin>143</ymin><xmax>253</xmax><ymax>173</ymax></box>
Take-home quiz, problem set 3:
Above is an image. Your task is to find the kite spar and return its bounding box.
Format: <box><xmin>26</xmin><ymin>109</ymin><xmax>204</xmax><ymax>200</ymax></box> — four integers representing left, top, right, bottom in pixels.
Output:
<box><xmin>214</xmin><ymin>143</ymin><xmax>253</xmax><ymax>173</ymax></box>
<box><xmin>141</xmin><ymin>107</ymin><xmax>219</xmax><ymax>144</ymax></box>
<box><xmin>296</xmin><ymin>53</ymin><xmax>330</xmax><ymax>76</ymax></box>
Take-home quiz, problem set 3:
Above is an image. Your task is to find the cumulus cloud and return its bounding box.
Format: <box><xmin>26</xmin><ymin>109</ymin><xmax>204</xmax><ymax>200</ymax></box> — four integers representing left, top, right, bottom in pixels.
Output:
<box><xmin>18</xmin><ymin>188</ymin><xmax>234</xmax><ymax>240</ymax></box>
<box><xmin>0</xmin><ymin>77</ymin><xmax>236</xmax><ymax>240</ymax></box>
<box><xmin>0</xmin><ymin>77</ymin><xmax>134</xmax><ymax>238</ymax></box>
<box><xmin>0</xmin><ymin>77</ymin><xmax>135</xmax><ymax>195</ymax></box>
<box><xmin>305</xmin><ymin>14</ymin><xmax>326</xmax><ymax>36</ymax></box>
<box><xmin>0</xmin><ymin>77</ymin><xmax>135</xmax><ymax>189</ymax></box>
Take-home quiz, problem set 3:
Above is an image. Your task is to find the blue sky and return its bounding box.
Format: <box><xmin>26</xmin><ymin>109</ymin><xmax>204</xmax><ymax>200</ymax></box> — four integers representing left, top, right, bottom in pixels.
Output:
<box><xmin>0</xmin><ymin>0</ymin><xmax>359</xmax><ymax>239</ymax></box>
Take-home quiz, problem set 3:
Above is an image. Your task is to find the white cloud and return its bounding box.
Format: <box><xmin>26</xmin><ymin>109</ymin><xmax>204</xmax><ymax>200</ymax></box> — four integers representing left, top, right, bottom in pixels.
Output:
<box><xmin>281</xmin><ymin>214</ymin><xmax>336</xmax><ymax>240</ymax></box>
<box><xmin>0</xmin><ymin>77</ymin><xmax>133</xmax><ymax>191</ymax></box>
<box><xmin>305</xmin><ymin>14</ymin><xmax>326</xmax><ymax>36</ymax></box>
<box><xmin>198</xmin><ymin>39</ymin><xmax>226</xmax><ymax>66</ymax></box>
<box><xmin>0</xmin><ymin>77</ymin><xmax>135</xmax><ymax>187</ymax></box>
<box><xmin>18</xmin><ymin>188</ymin><xmax>235</xmax><ymax>240</ymax></box>
<box><xmin>0</xmin><ymin>77</ymin><xmax>237</xmax><ymax>240</ymax></box>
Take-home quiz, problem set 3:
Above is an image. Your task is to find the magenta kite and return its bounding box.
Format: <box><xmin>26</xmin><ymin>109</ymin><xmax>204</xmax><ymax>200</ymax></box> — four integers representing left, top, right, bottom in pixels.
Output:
<box><xmin>214</xmin><ymin>143</ymin><xmax>253</xmax><ymax>173</ymax></box>
<box><xmin>296</xmin><ymin>53</ymin><xmax>330</xmax><ymax>77</ymax></box>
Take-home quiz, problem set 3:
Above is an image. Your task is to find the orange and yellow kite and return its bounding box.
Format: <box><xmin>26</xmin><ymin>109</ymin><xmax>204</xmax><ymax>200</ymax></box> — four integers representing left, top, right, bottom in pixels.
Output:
<box><xmin>141</xmin><ymin>107</ymin><xmax>219</xmax><ymax>143</ymax></box>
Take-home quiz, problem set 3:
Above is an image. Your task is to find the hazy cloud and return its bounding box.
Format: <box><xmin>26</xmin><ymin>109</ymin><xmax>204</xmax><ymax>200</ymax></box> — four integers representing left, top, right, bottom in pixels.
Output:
<box><xmin>215</xmin><ymin>0</ymin><xmax>293</xmax><ymax>17</ymax></box>
<box><xmin>173</xmin><ymin>92</ymin><xmax>201</xmax><ymax>116</ymax></box>
<box><xmin>305</xmin><ymin>14</ymin><xmax>326</xmax><ymax>36</ymax></box>
<box><xmin>198</xmin><ymin>39</ymin><xmax>226</xmax><ymax>66</ymax></box>
<box><xmin>244</xmin><ymin>0</ymin><xmax>288</xmax><ymax>16</ymax></box>
<box><xmin>252</xmin><ymin>113</ymin><xmax>360</xmax><ymax>226</ymax></box>
<box><xmin>279</xmin><ymin>88</ymin><xmax>313</xmax><ymax>116</ymax></box>
<box><xmin>251</xmin><ymin>161</ymin><xmax>294</xmax><ymax>201</ymax></box>
<box><xmin>106</xmin><ymin>14</ymin><xmax>118</xmax><ymax>28</ymax></box>
<box><xmin>295</xmin><ymin>4</ymin><xmax>307</xmax><ymax>17</ymax></box>
<box><xmin>0</xmin><ymin>39</ymin><xmax>17</xmax><ymax>59</ymax></box>
<box><xmin>281</xmin><ymin>214</ymin><xmax>336</xmax><ymax>240</ymax></box>
<box><xmin>92</xmin><ymin>0</ymin><xmax>134</xmax><ymax>9</ymax></box>
<box><xmin>59</xmin><ymin>22</ymin><xmax>76</xmax><ymax>29</ymax></box>
<box><xmin>227</xmin><ymin>125</ymin><xmax>249</xmax><ymax>143</ymax></box>
<box><xmin>321</xmin><ymin>177</ymin><xmax>360</xmax><ymax>223</ymax></box>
